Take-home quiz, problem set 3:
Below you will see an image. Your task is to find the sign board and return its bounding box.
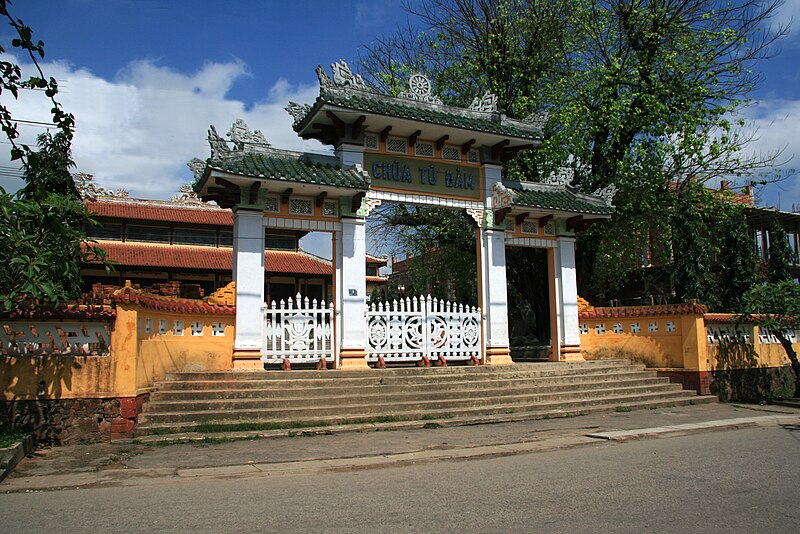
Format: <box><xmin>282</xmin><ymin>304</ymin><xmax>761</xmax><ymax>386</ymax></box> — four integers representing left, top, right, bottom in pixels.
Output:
<box><xmin>363</xmin><ymin>153</ymin><xmax>482</xmax><ymax>200</ymax></box>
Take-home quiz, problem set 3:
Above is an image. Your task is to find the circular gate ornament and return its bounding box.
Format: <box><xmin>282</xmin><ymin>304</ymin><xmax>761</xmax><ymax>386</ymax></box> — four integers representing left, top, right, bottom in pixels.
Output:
<box><xmin>399</xmin><ymin>73</ymin><xmax>443</xmax><ymax>104</ymax></box>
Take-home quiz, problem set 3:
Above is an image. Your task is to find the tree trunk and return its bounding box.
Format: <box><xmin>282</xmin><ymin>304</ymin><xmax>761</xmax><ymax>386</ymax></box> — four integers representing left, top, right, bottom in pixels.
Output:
<box><xmin>775</xmin><ymin>332</ymin><xmax>800</xmax><ymax>398</ymax></box>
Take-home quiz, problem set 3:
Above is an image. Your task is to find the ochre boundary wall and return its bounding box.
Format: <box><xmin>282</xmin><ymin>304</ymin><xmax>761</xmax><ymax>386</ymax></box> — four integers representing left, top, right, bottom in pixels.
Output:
<box><xmin>1</xmin><ymin>289</ymin><xmax>234</xmax><ymax>443</ymax></box>
<box><xmin>578</xmin><ymin>303</ymin><xmax>799</xmax><ymax>398</ymax></box>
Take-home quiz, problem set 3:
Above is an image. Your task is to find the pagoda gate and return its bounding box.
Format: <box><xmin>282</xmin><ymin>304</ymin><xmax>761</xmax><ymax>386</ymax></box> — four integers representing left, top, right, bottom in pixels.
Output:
<box><xmin>192</xmin><ymin>62</ymin><xmax>613</xmax><ymax>370</ymax></box>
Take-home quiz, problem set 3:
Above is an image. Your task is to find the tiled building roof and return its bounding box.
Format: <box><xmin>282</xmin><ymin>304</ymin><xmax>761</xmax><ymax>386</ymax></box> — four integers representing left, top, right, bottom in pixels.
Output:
<box><xmin>294</xmin><ymin>87</ymin><xmax>543</xmax><ymax>141</ymax></box>
<box><xmin>87</xmin><ymin>200</ymin><xmax>233</xmax><ymax>225</ymax></box>
<box><xmin>579</xmin><ymin>302</ymin><xmax>708</xmax><ymax>319</ymax></box>
<box><xmin>510</xmin><ymin>187</ymin><xmax>614</xmax><ymax>216</ymax></box>
<box><xmin>208</xmin><ymin>150</ymin><xmax>369</xmax><ymax>189</ymax></box>
<box><xmin>92</xmin><ymin>241</ymin><xmax>333</xmax><ymax>276</ymax></box>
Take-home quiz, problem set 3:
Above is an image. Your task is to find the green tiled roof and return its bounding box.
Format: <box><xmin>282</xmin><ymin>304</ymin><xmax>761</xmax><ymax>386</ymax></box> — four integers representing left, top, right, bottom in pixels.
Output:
<box><xmin>296</xmin><ymin>88</ymin><xmax>542</xmax><ymax>140</ymax></box>
<box><xmin>511</xmin><ymin>187</ymin><xmax>614</xmax><ymax>216</ymax></box>
<box><xmin>209</xmin><ymin>152</ymin><xmax>368</xmax><ymax>189</ymax></box>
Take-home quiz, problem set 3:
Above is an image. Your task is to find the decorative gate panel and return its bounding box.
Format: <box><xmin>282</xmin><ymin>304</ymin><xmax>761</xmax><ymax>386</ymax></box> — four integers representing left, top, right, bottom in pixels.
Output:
<box><xmin>366</xmin><ymin>295</ymin><xmax>481</xmax><ymax>363</ymax></box>
<box><xmin>262</xmin><ymin>294</ymin><xmax>334</xmax><ymax>364</ymax></box>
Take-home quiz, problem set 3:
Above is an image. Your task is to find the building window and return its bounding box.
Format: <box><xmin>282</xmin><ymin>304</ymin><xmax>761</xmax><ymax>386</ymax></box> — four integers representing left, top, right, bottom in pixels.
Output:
<box><xmin>126</xmin><ymin>225</ymin><xmax>170</xmax><ymax>243</ymax></box>
<box><xmin>212</xmin><ymin>322</ymin><xmax>225</xmax><ymax>336</ymax></box>
<box><xmin>543</xmin><ymin>221</ymin><xmax>556</xmax><ymax>236</ymax></box>
<box><xmin>521</xmin><ymin>221</ymin><xmax>538</xmax><ymax>235</ymax></box>
<box><xmin>468</xmin><ymin>149</ymin><xmax>480</xmax><ymax>163</ymax></box>
<box><xmin>580</xmin><ymin>323</ymin><xmax>589</xmax><ymax>335</ymax></box>
<box><xmin>630</xmin><ymin>322</ymin><xmax>641</xmax><ymax>334</ymax></box>
<box><xmin>612</xmin><ymin>323</ymin><xmax>623</xmax><ymax>334</ymax></box>
<box><xmin>219</xmin><ymin>230</ymin><xmax>233</xmax><ymax>247</ymax></box>
<box><xmin>158</xmin><ymin>319</ymin><xmax>167</xmax><ymax>335</ymax></box>
<box><xmin>415</xmin><ymin>141</ymin><xmax>434</xmax><ymax>158</ymax></box>
<box><xmin>264</xmin><ymin>232</ymin><xmax>297</xmax><ymax>250</ymax></box>
<box><xmin>386</xmin><ymin>137</ymin><xmax>408</xmax><ymax>154</ymax></box>
<box><xmin>505</xmin><ymin>219</ymin><xmax>515</xmax><ymax>231</ymax></box>
<box><xmin>364</xmin><ymin>134</ymin><xmax>378</xmax><ymax>150</ymax></box>
<box><xmin>666</xmin><ymin>321</ymin><xmax>676</xmax><ymax>333</ymax></box>
<box><xmin>174</xmin><ymin>320</ymin><xmax>184</xmax><ymax>336</ymax></box>
<box><xmin>264</xmin><ymin>195</ymin><xmax>280</xmax><ymax>213</ymax></box>
<box><xmin>86</xmin><ymin>222</ymin><xmax>122</xmax><ymax>240</ymax></box>
<box><xmin>173</xmin><ymin>227</ymin><xmax>216</xmax><ymax>246</ymax></box>
<box><xmin>289</xmin><ymin>198</ymin><xmax>313</xmax><ymax>215</ymax></box>
<box><xmin>144</xmin><ymin>319</ymin><xmax>153</xmax><ymax>335</ymax></box>
<box><xmin>648</xmin><ymin>321</ymin><xmax>659</xmax><ymax>333</ymax></box>
<box><xmin>441</xmin><ymin>146</ymin><xmax>461</xmax><ymax>161</ymax></box>
<box><xmin>322</xmin><ymin>200</ymin><xmax>338</xmax><ymax>217</ymax></box>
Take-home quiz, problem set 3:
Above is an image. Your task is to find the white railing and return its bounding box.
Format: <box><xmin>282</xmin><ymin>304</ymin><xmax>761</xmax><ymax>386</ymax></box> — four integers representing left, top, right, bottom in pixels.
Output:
<box><xmin>0</xmin><ymin>321</ymin><xmax>112</xmax><ymax>356</ymax></box>
<box><xmin>366</xmin><ymin>295</ymin><xmax>481</xmax><ymax>363</ymax></box>
<box><xmin>262</xmin><ymin>294</ymin><xmax>334</xmax><ymax>364</ymax></box>
<box><xmin>707</xmin><ymin>324</ymin><xmax>799</xmax><ymax>345</ymax></box>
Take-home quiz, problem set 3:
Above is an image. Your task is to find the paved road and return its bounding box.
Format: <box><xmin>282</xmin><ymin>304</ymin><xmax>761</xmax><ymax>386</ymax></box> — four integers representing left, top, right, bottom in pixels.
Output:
<box><xmin>1</xmin><ymin>424</ymin><xmax>798</xmax><ymax>533</ymax></box>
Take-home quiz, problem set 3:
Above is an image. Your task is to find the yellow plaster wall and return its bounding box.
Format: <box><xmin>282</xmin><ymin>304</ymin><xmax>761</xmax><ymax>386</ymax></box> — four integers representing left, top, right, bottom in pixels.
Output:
<box><xmin>580</xmin><ymin>313</ymin><xmax>798</xmax><ymax>371</ymax></box>
<box><xmin>1</xmin><ymin>303</ymin><xmax>234</xmax><ymax>401</ymax></box>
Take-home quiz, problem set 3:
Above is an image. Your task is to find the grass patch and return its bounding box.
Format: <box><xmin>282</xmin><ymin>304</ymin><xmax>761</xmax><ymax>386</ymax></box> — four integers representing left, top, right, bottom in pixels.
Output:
<box><xmin>615</xmin><ymin>406</ymin><xmax>633</xmax><ymax>413</ymax></box>
<box><xmin>0</xmin><ymin>429</ymin><xmax>27</xmax><ymax>448</ymax></box>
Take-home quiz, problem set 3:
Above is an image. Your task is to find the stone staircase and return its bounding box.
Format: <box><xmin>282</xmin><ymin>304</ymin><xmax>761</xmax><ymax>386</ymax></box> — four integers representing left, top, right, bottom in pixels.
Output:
<box><xmin>132</xmin><ymin>360</ymin><xmax>715</xmax><ymax>438</ymax></box>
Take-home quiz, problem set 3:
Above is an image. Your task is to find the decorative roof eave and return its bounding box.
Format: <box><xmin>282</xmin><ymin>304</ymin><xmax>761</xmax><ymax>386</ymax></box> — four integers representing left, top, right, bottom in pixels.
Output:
<box><xmin>579</xmin><ymin>302</ymin><xmax>708</xmax><ymax>320</ymax></box>
<box><xmin>294</xmin><ymin>90</ymin><xmax>543</xmax><ymax>147</ymax></box>
<box><xmin>502</xmin><ymin>179</ymin><xmax>615</xmax><ymax>218</ymax></box>
<box><xmin>289</xmin><ymin>62</ymin><xmax>545</xmax><ymax>148</ymax></box>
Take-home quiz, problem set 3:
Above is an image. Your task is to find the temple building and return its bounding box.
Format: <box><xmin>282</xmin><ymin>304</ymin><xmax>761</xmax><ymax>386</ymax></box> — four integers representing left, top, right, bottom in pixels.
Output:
<box><xmin>77</xmin><ymin>176</ymin><xmax>387</xmax><ymax>301</ymax></box>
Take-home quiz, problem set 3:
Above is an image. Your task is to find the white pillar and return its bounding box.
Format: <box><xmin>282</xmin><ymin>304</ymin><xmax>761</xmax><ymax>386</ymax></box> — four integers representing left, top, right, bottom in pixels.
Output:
<box><xmin>553</xmin><ymin>236</ymin><xmax>582</xmax><ymax>360</ymax></box>
<box><xmin>480</xmin><ymin>228</ymin><xmax>513</xmax><ymax>365</ymax></box>
<box><xmin>232</xmin><ymin>208</ymin><xmax>265</xmax><ymax>369</ymax></box>
<box><xmin>336</xmin><ymin>217</ymin><xmax>369</xmax><ymax>369</ymax></box>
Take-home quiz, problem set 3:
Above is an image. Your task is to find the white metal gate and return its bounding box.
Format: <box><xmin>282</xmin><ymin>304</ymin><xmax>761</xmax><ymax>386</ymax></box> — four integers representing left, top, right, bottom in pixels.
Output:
<box><xmin>366</xmin><ymin>295</ymin><xmax>481</xmax><ymax>363</ymax></box>
<box><xmin>262</xmin><ymin>294</ymin><xmax>334</xmax><ymax>364</ymax></box>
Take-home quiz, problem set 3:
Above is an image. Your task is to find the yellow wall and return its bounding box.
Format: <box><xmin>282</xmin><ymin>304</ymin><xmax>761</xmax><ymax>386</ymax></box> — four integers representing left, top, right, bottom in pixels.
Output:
<box><xmin>580</xmin><ymin>313</ymin><xmax>797</xmax><ymax>371</ymax></box>
<box><xmin>1</xmin><ymin>303</ymin><xmax>234</xmax><ymax>401</ymax></box>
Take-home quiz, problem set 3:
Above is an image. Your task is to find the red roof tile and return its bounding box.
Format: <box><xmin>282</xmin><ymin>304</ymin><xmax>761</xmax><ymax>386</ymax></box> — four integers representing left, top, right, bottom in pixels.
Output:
<box><xmin>87</xmin><ymin>200</ymin><xmax>233</xmax><ymax>226</ymax></box>
<box><xmin>579</xmin><ymin>302</ymin><xmax>708</xmax><ymax>319</ymax></box>
<box><xmin>91</xmin><ymin>241</ymin><xmax>332</xmax><ymax>276</ymax></box>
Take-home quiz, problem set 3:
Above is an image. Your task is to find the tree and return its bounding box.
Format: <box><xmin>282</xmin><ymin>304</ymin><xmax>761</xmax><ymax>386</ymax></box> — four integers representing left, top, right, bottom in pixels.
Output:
<box><xmin>671</xmin><ymin>187</ymin><xmax>716</xmax><ymax>307</ymax></box>
<box><xmin>0</xmin><ymin>0</ymin><xmax>105</xmax><ymax>310</ymax></box>
<box><xmin>767</xmin><ymin>218</ymin><xmax>794</xmax><ymax>283</ymax></box>
<box><xmin>741</xmin><ymin>281</ymin><xmax>800</xmax><ymax>396</ymax></box>
<box><xmin>361</xmin><ymin>0</ymin><xmax>786</xmax><ymax>303</ymax></box>
<box><xmin>717</xmin><ymin>206</ymin><xmax>758</xmax><ymax>311</ymax></box>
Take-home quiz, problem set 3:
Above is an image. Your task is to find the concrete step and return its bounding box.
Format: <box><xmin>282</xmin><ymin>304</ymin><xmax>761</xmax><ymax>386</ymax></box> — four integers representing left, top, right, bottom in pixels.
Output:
<box><xmin>137</xmin><ymin>384</ymin><xmax>691</xmax><ymax>425</ymax></box>
<box><xmin>144</xmin><ymin>373</ymin><xmax>669</xmax><ymax>406</ymax></box>
<box><xmin>127</xmin><ymin>396</ymin><xmax>718</xmax><ymax>443</ymax></box>
<box><xmin>156</xmin><ymin>362</ymin><xmax>644</xmax><ymax>390</ymax></box>
<box><xmin>134</xmin><ymin>391</ymin><xmax>714</xmax><ymax>435</ymax></box>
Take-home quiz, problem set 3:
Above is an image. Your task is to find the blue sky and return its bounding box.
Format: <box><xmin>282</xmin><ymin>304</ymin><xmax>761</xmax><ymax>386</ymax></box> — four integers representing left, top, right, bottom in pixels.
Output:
<box><xmin>1</xmin><ymin>0</ymin><xmax>799</xmax><ymax>213</ymax></box>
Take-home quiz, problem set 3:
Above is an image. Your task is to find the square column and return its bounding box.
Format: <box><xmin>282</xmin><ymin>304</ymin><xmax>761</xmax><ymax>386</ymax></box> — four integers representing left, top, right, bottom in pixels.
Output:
<box><xmin>232</xmin><ymin>208</ymin><xmax>265</xmax><ymax>370</ymax></box>
<box><xmin>552</xmin><ymin>236</ymin><xmax>582</xmax><ymax>361</ymax></box>
<box><xmin>479</xmin><ymin>228</ymin><xmax>513</xmax><ymax>365</ymax></box>
<box><xmin>335</xmin><ymin>217</ymin><xmax>369</xmax><ymax>369</ymax></box>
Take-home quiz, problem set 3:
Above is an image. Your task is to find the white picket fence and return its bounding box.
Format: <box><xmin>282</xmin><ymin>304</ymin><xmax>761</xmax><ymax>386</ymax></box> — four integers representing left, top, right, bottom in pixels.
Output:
<box><xmin>0</xmin><ymin>321</ymin><xmax>112</xmax><ymax>356</ymax></box>
<box><xmin>261</xmin><ymin>294</ymin><xmax>334</xmax><ymax>364</ymax></box>
<box><xmin>366</xmin><ymin>295</ymin><xmax>481</xmax><ymax>363</ymax></box>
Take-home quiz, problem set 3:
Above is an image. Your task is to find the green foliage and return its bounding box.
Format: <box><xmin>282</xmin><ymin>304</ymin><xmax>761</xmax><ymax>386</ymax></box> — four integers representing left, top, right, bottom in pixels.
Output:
<box><xmin>671</xmin><ymin>188</ymin><xmax>716</xmax><ymax>307</ymax></box>
<box><xmin>0</xmin><ymin>0</ymin><xmax>106</xmax><ymax>310</ymax></box>
<box><xmin>767</xmin><ymin>218</ymin><xmax>794</xmax><ymax>283</ymax></box>
<box><xmin>741</xmin><ymin>281</ymin><xmax>800</xmax><ymax>333</ymax></box>
<box><xmin>717</xmin><ymin>207</ymin><xmax>758</xmax><ymax>311</ymax></box>
<box><xmin>361</xmin><ymin>0</ymin><xmax>783</xmax><ymax>303</ymax></box>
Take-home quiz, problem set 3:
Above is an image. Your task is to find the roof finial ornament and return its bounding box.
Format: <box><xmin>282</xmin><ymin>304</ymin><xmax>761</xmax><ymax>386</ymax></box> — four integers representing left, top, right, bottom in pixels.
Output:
<box><xmin>330</xmin><ymin>60</ymin><xmax>370</xmax><ymax>91</ymax></box>
<box><xmin>286</xmin><ymin>102</ymin><xmax>312</xmax><ymax>125</ymax></box>
<box><xmin>316</xmin><ymin>64</ymin><xmax>334</xmax><ymax>88</ymax></box>
<box><xmin>187</xmin><ymin>158</ymin><xmax>206</xmax><ymax>181</ymax></box>
<box><xmin>227</xmin><ymin>118</ymin><xmax>270</xmax><ymax>150</ymax></box>
<box><xmin>469</xmin><ymin>91</ymin><xmax>498</xmax><ymax>112</ymax></box>
<box><xmin>399</xmin><ymin>73</ymin><xmax>442</xmax><ymax>105</ymax></box>
<box><xmin>522</xmin><ymin>110</ymin><xmax>549</xmax><ymax>130</ymax></box>
<box><xmin>207</xmin><ymin>125</ymin><xmax>231</xmax><ymax>159</ymax></box>
<box><xmin>73</xmin><ymin>173</ymin><xmax>128</xmax><ymax>200</ymax></box>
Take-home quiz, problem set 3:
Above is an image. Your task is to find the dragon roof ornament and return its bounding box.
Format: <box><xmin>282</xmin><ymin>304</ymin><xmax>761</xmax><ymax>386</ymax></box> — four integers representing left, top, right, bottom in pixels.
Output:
<box><xmin>207</xmin><ymin>119</ymin><xmax>271</xmax><ymax>159</ymax></box>
<box><xmin>286</xmin><ymin>101</ymin><xmax>312</xmax><ymax>125</ymax></box>
<box><xmin>73</xmin><ymin>173</ymin><xmax>129</xmax><ymax>200</ymax></box>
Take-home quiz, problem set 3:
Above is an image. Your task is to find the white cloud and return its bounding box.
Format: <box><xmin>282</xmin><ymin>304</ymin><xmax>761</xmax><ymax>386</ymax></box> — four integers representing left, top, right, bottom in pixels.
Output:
<box><xmin>740</xmin><ymin>98</ymin><xmax>800</xmax><ymax>209</ymax></box>
<box><xmin>0</xmin><ymin>54</ymin><xmax>326</xmax><ymax>199</ymax></box>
